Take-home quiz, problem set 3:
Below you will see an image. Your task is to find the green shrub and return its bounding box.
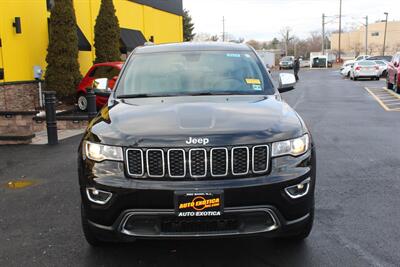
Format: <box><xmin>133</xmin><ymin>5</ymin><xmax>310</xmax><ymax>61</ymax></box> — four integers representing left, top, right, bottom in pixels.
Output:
<box><xmin>94</xmin><ymin>0</ymin><xmax>121</xmax><ymax>63</ymax></box>
<box><xmin>45</xmin><ymin>0</ymin><xmax>81</xmax><ymax>98</ymax></box>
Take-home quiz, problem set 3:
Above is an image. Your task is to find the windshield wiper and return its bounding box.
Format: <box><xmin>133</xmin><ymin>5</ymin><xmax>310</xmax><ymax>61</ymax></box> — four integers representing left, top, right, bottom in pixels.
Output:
<box><xmin>186</xmin><ymin>91</ymin><xmax>259</xmax><ymax>96</ymax></box>
<box><xmin>117</xmin><ymin>93</ymin><xmax>179</xmax><ymax>99</ymax></box>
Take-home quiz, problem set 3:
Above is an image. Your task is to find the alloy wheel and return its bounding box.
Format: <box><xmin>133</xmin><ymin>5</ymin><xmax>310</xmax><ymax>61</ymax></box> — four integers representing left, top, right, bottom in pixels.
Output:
<box><xmin>78</xmin><ymin>95</ymin><xmax>88</xmax><ymax>111</ymax></box>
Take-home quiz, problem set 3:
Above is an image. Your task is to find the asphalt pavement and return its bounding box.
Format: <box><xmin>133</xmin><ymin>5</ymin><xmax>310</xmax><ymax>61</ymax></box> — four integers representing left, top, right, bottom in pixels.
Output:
<box><xmin>1</xmin><ymin>69</ymin><xmax>400</xmax><ymax>266</ymax></box>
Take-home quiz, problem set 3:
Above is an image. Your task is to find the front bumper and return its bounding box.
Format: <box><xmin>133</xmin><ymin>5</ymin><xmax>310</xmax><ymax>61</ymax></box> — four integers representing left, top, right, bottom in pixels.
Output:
<box><xmin>79</xmin><ymin>148</ymin><xmax>316</xmax><ymax>240</ymax></box>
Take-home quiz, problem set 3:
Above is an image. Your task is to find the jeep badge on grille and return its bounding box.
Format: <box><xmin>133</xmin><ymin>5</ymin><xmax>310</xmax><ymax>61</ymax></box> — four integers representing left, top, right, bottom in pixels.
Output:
<box><xmin>186</xmin><ymin>137</ymin><xmax>209</xmax><ymax>145</ymax></box>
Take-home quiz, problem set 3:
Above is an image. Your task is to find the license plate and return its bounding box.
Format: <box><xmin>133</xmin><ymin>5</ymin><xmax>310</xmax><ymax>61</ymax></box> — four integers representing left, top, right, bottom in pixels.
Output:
<box><xmin>174</xmin><ymin>191</ymin><xmax>223</xmax><ymax>217</ymax></box>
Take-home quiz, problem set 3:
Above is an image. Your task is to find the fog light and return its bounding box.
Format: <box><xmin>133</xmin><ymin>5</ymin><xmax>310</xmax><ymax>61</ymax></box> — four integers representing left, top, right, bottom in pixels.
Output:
<box><xmin>86</xmin><ymin>187</ymin><xmax>112</xmax><ymax>204</ymax></box>
<box><xmin>284</xmin><ymin>178</ymin><xmax>311</xmax><ymax>199</ymax></box>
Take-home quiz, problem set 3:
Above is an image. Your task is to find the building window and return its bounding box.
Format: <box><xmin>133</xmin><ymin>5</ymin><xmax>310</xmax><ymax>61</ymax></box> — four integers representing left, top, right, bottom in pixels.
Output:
<box><xmin>371</xmin><ymin>32</ymin><xmax>379</xmax><ymax>37</ymax></box>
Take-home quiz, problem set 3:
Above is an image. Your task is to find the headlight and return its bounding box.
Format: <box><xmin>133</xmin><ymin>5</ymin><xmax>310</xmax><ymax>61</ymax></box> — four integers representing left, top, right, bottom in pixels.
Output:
<box><xmin>272</xmin><ymin>134</ymin><xmax>310</xmax><ymax>157</ymax></box>
<box><xmin>83</xmin><ymin>141</ymin><xmax>123</xmax><ymax>162</ymax></box>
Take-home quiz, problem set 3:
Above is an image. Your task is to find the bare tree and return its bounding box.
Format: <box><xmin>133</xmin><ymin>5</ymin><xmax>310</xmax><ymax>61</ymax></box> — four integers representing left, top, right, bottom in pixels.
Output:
<box><xmin>280</xmin><ymin>27</ymin><xmax>295</xmax><ymax>56</ymax></box>
<box><xmin>193</xmin><ymin>32</ymin><xmax>219</xmax><ymax>42</ymax></box>
<box><xmin>246</xmin><ymin>40</ymin><xmax>263</xmax><ymax>50</ymax></box>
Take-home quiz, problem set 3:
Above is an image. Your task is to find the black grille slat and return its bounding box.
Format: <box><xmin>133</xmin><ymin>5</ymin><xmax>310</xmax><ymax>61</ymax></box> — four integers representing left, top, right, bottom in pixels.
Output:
<box><xmin>190</xmin><ymin>149</ymin><xmax>207</xmax><ymax>177</ymax></box>
<box><xmin>211</xmin><ymin>148</ymin><xmax>228</xmax><ymax>176</ymax></box>
<box><xmin>126</xmin><ymin>149</ymin><xmax>143</xmax><ymax>176</ymax></box>
<box><xmin>232</xmin><ymin>147</ymin><xmax>249</xmax><ymax>175</ymax></box>
<box><xmin>253</xmin><ymin>146</ymin><xmax>269</xmax><ymax>173</ymax></box>
<box><xmin>147</xmin><ymin>150</ymin><xmax>164</xmax><ymax>177</ymax></box>
<box><xmin>168</xmin><ymin>150</ymin><xmax>185</xmax><ymax>177</ymax></box>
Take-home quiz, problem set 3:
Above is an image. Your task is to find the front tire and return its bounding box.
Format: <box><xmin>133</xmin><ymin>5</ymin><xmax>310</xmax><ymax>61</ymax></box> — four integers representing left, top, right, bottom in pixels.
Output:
<box><xmin>394</xmin><ymin>76</ymin><xmax>399</xmax><ymax>93</ymax></box>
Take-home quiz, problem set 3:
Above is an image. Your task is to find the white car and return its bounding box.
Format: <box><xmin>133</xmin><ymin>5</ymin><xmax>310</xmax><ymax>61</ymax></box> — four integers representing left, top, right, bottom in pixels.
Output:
<box><xmin>343</xmin><ymin>55</ymin><xmax>370</xmax><ymax>67</ymax></box>
<box><xmin>350</xmin><ymin>60</ymin><xmax>380</xmax><ymax>81</ymax></box>
<box><xmin>374</xmin><ymin>60</ymin><xmax>388</xmax><ymax>77</ymax></box>
<box><xmin>340</xmin><ymin>62</ymin><xmax>354</xmax><ymax>78</ymax></box>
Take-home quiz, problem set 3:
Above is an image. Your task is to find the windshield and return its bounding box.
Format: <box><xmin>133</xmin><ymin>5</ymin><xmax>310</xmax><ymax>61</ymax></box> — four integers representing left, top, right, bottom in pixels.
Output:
<box><xmin>281</xmin><ymin>56</ymin><xmax>293</xmax><ymax>61</ymax></box>
<box><xmin>116</xmin><ymin>51</ymin><xmax>274</xmax><ymax>97</ymax></box>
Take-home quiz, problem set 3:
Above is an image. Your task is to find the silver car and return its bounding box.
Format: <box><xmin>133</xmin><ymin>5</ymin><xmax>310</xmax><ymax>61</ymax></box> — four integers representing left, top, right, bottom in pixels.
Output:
<box><xmin>350</xmin><ymin>60</ymin><xmax>380</xmax><ymax>81</ymax></box>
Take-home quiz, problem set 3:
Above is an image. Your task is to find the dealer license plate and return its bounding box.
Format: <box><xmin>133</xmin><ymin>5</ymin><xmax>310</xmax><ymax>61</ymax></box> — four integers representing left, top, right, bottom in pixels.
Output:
<box><xmin>174</xmin><ymin>191</ymin><xmax>223</xmax><ymax>217</ymax></box>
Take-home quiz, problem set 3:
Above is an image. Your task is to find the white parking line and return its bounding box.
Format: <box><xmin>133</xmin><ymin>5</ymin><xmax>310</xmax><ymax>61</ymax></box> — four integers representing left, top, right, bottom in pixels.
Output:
<box><xmin>364</xmin><ymin>87</ymin><xmax>400</xmax><ymax>112</ymax></box>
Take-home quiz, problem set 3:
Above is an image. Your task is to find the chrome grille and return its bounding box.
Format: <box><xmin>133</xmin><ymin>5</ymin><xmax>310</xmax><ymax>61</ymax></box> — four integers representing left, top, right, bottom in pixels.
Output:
<box><xmin>252</xmin><ymin>145</ymin><xmax>269</xmax><ymax>173</ymax></box>
<box><xmin>126</xmin><ymin>145</ymin><xmax>270</xmax><ymax>179</ymax></box>
<box><xmin>126</xmin><ymin>149</ymin><xmax>144</xmax><ymax>176</ymax></box>
<box><xmin>167</xmin><ymin>149</ymin><xmax>186</xmax><ymax>178</ymax></box>
<box><xmin>146</xmin><ymin>149</ymin><xmax>164</xmax><ymax>177</ymax></box>
<box><xmin>231</xmin><ymin>147</ymin><xmax>249</xmax><ymax>175</ymax></box>
<box><xmin>210</xmin><ymin>148</ymin><xmax>228</xmax><ymax>176</ymax></box>
<box><xmin>189</xmin><ymin>149</ymin><xmax>207</xmax><ymax>178</ymax></box>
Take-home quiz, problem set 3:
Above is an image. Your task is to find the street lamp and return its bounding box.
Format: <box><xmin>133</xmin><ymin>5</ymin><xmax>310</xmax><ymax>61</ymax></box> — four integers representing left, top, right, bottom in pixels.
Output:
<box><xmin>383</xmin><ymin>12</ymin><xmax>388</xmax><ymax>56</ymax></box>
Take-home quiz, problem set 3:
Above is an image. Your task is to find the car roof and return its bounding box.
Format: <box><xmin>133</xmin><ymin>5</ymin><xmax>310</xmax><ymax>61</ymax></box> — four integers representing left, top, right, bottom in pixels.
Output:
<box><xmin>134</xmin><ymin>42</ymin><xmax>253</xmax><ymax>54</ymax></box>
<box><xmin>93</xmin><ymin>62</ymin><xmax>124</xmax><ymax>68</ymax></box>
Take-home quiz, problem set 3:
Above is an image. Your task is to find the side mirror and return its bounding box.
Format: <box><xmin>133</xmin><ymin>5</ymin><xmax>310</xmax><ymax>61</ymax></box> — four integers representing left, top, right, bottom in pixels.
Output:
<box><xmin>278</xmin><ymin>73</ymin><xmax>296</xmax><ymax>93</ymax></box>
<box><xmin>92</xmin><ymin>78</ymin><xmax>111</xmax><ymax>97</ymax></box>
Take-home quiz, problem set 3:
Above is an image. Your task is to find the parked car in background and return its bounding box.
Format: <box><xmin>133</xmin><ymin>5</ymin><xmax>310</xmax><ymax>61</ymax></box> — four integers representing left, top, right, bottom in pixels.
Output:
<box><xmin>343</xmin><ymin>55</ymin><xmax>370</xmax><ymax>67</ymax></box>
<box><xmin>367</xmin><ymin>55</ymin><xmax>392</xmax><ymax>62</ymax></box>
<box><xmin>340</xmin><ymin>62</ymin><xmax>354</xmax><ymax>78</ymax></box>
<box><xmin>374</xmin><ymin>60</ymin><xmax>389</xmax><ymax>77</ymax></box>
<box><xmin>387</xmin><ymin>52</ymin><xmax>400</xmax><ymax>93</ymax></box>
<box><xmin>350</xmin><ymin>60</ymin><xmax>380</xmax><ymax>81</ymax></box>
<box><xmin>76</xmin><ymin>62</ymin><xmax>124</xmax><ymax>111</ymax></box>
<box><xmin>279</xmin><ymin>56</ymin><xmax>294</xmax><ymax>69</ymax></box>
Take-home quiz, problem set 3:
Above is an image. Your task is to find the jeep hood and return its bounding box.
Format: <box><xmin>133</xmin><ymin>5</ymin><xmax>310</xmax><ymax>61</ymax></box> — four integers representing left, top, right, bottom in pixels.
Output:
<box><xmin>87</xmin><ymin>95</ymin><xmax>305</xmax><ymax>147</ymax></box>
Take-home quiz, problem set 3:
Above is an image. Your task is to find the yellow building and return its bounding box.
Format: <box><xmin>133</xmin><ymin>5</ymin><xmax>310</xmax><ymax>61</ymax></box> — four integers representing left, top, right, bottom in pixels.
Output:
<box><xmin>0</xmin><ymin>0</ymin><xmax>183</xmax><ymax>84</ymax></box>
<box><xmin>330</xmin><ymin>21</ymin><xmax>400</xmax><ymax>57</ymax></box>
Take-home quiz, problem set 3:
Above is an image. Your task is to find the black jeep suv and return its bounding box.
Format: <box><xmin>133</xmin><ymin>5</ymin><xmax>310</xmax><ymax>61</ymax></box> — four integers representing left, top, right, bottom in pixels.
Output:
<box><xmin>78</xmin><ymin>42</ymin><xmax>316</xmax><ymax>246</ymax></box>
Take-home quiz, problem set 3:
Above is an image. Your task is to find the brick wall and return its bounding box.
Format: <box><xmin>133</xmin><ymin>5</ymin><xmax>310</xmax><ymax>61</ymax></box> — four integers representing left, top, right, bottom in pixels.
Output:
<box><xmin>0</xmin><ymin>114</ymin><xmax>37</xmax><ymax>135</ymax></box>
<box><xmin>0</xmin><ymin>82</ymin><xmax>40</xmax><ymax>111</ymax></box>
<box><xmin>0</xmin><ymin>113</ymin><xmax>88</xmax><ymax>144</ymax></box>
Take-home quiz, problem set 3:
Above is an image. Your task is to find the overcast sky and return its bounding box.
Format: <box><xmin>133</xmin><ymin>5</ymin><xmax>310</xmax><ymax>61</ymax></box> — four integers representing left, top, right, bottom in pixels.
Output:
<box><xmin>183</xmin><ymin>0</ymin><xmax>399</xmax><ymax>41</ymax></box>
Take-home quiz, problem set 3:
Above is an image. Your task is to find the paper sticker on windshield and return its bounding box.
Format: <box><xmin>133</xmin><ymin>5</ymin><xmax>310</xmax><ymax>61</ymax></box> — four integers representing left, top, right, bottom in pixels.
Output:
<box><xmin>252</xmin><ymin>84</ymin><xmax>262</xmax><ymax>91</ymax></box>
<box><xmin>245</xmin><ymin>78</ymin><xmax>261</xmax><ymax>85</ymax></box>
<box><xmin>226</xmin><ymin>53</ymin><xmax>241</xmax><ymax>58</ymax></box>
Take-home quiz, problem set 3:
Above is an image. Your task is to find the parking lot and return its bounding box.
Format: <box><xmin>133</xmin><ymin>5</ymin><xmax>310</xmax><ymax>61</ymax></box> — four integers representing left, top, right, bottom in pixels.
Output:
<box><xmin>1</xmin><ymin>69</ymin><xmax>400</xmax><ymax>266</ymax></box>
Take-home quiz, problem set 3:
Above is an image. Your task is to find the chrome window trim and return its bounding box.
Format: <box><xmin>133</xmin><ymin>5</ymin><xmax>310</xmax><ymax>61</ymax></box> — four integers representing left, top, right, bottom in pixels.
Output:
<box><xmin>125</xmin><ymin>148</ymin><xmax>144</xmax><ymax>177</ymax></box>
<box><xmin>167</xmin><ymin>149</ymin><xmax>186</xmax><ymax>178</ymax></box>
<box><xmin>189</xmin><ymin>148</ymin><xmax>207</xmax><ymax>178</ymax></box>
<box><xmin>210</xmin><ymin>147</ymin><xmax>228</xmax><ymax>177</ymax></box>
<box><xmin>252</xmin><ymin>145</ymin><xmax>270</xmax><ymax>174</ymax></box>
<box><xmin>231</xmin><ymin>146</ymin><xmax>249</xmax><ymax>176</ymax></box>
<box><xmin>146</xmin><ymin>149</ymin><xmax>165</xmax><ymax>178</ymax></box>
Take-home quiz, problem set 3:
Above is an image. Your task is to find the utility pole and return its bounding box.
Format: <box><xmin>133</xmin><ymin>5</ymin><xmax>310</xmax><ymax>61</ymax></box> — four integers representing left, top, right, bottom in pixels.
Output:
<box><xmin>338</xmin><ymin>0</ymin><xmax>342</xmax><ymax>62</ymax></box>
<box><xmin>322</xmin><ymin>13</ymin><xmax>325</xmax><ymax>55</ymax></box>
<box><xmin>365</xmin><ymin>16</ymin><xmax>368</xmax><ymax>55</ymax></box>
<box><xmin>222</xmin><ymin>16</ymin><xmax>225</xmax><ymax>42</ymax></box>
<box><xmin>383</xmin><ymin>12</ymin><xmax>388</xmax><ymax>56</ymax></box>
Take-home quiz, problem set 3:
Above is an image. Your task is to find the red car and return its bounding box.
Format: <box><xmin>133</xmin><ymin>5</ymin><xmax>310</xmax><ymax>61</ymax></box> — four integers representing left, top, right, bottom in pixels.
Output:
<box><xmin>77</xmin><ymin>62</ymin><xmax>124</xmax><ymax>111</ymax></box>
<box><xmin>386</xmin><ymin>52</ymin><xmax>400</xmax><ymax>93</ymax></box>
